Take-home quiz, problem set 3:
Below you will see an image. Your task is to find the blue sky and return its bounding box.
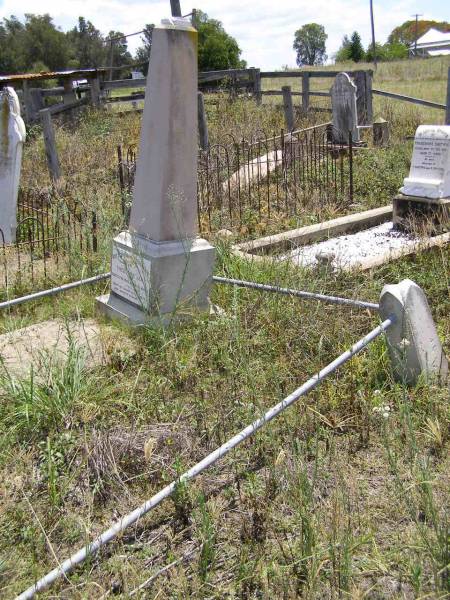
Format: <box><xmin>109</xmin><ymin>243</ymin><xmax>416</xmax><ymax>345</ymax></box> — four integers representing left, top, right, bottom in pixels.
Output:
<box><xmin>0</xmin><ymin>0</ymin><xmax>448</xmax><ymax>68</ymax></box>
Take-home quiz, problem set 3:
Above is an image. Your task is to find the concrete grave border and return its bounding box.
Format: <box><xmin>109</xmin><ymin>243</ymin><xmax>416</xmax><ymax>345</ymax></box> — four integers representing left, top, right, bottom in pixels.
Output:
<box><xmin>232</xmin><ymin>204</ymin><xmax>450</xmax><ymax>271</ymax></box>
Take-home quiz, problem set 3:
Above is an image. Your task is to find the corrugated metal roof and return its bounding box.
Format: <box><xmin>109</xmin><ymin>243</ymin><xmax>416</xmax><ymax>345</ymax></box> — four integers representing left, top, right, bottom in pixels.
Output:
<box><xmin>0</xmin><ymin>68</ymin><xmax>106</xmax><ymax>83</ymax></box>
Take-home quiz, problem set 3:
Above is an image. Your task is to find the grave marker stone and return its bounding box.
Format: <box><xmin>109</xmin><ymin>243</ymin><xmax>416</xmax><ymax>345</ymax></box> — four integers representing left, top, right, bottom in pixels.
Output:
<box><xmin>97</xmin><ymin>17</ymin><xmax>215</xmax><ymax>325</ymax></box>
<box><xmin>395</xmin><ymin>125</ymin><xmax>450</xmax><ymax>233</ymax></box>
<box><xmin>330</xmin><ymin>73</ymin><xmax>360</xmax><ymax>145</ymax></box>
<box><xmin>401</xmin><ymin>125</ymin><xmax>450</xmax><ymax>199</ymax></box>
<box><xmin>0</xmin><ymin>87</ymin><xmax>26</xmax><ymax>244</ymax></box>
<box><xmin>380</xmin><ymin>279</ymin><xmax>448</xmax><ymax>385</ymax></box>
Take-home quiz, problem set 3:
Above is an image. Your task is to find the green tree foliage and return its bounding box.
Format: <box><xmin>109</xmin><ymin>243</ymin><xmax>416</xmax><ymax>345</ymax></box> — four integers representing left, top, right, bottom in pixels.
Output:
<box><xmin>348</xmin><ymin>31</ymin><xmax>365</xmax><ymax>62</ymax></box>
<box><xmin>334</xmin><ymin>35</ymin><xmax>351</xmax><ymax>62</ymax></box>
<box><xmin>388</xmin><ymin>20</ymin><xmax>450</xmax><ymax>45</ymax></box>
<box><xmin>293</xmin><ymin>23</ymin><xmax>327</xmax><ymax>66</ymax></box>
<box><xmin>0</xmin><ymin>17</ymin><xmax>27</xmax><ymax>73</ymax></box>
<box><xmin>67</xmin><ymin>17</ymin><xmax>106</xmax><ymax>68</ymax></box>
<box><xmin>196</xmin><ymin>10</ymin><xmax>245</xmax><ymax>71</ymax></box>
<box><xmin>21</xmin><ymin>14</ymin><xmax>69</xmax><ymax>72</ymax></box>
<box><xmin>106</xmin><ymin>31</ymin><xmax>133</xmax><ymax>74</ymax></box>
<box><xmin>365</xmin><ymin>41</ymin><xmax>408</xmax><ymax>62</ymax></box>
<box><xmin>134</xmin><ymin>24</ymin><xmax>154</xmax><ymax>76</ymax></box>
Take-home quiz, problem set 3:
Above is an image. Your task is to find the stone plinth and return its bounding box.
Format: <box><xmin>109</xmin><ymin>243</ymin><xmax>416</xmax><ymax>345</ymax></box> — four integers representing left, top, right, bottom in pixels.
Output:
<box><xmin>0</xmin><ymin>87</ymin><xmax>26</xmax><ymax>244</ymax></box>
<box><xmin>97</xmin><ymin>17</ymin><xmax>215</xmax><ymax>326</ymax></box>
<box><xmin>379</xmin><ymin>279</ymin><xmax>448</xmax><ymax>386</ymax></box>
<box><xmin>393</xmin><ymin>193</ymin><xmax>450</xmax><ymax>234</ymax></box>
<box><xmin>97</xmin><ymin>231</ymin><xmax>215</xmax><ymax>325</ymax></box>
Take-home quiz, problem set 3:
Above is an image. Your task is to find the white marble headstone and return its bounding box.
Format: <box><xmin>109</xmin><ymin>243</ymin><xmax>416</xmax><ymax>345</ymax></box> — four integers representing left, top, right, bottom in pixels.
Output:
<box><xmin>0</xmin><ymin>87</ymin><xmax>26</xmax><ymax>244</ymax></box>
<box><xmin>330</xmin><ymin>72</ymin><xmax>360</xmax><ymax>145</ymax></box>
<box><xmin>401</xmin><ymin>125</ymin><xmax>450</xmax><ymax>199</ymax></box>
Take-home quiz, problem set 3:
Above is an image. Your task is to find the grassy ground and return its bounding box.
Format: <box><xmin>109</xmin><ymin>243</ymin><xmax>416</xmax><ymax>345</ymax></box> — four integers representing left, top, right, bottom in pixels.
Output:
<box><xmin>0</xmin><ymin>59</ymin><xmax>449</xmax><ymax>599</ymax></box>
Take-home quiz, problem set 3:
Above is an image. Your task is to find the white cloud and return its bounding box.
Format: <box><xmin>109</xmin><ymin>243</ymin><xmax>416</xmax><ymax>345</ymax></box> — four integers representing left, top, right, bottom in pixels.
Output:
<box><xmin>0</xmin><ymin>0</ymin><xmax>445</xmax><ymax>68</ymax></box>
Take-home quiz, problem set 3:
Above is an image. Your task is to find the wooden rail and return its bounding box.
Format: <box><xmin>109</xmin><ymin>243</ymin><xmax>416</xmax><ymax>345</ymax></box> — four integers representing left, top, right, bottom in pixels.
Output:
<box><xmin>372</xmin><ymin>88</ymin><xmax>446</xmax><ymax>111</ymax></box>
<box><xmin>260</xmin><ymin>70</ymin><xmax>366</xmax><ymax>78</ymax></box>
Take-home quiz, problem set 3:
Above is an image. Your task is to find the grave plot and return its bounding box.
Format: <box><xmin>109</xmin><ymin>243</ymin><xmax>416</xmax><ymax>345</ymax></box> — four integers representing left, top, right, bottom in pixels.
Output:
<box><xmin>0</xmin><ymin>13</ymin><xmax>449</xmax><ymax>600</ymax></box>
<box><xmin>235</xmin><ymin>126</ymin><xmax>450</xmax><ymax>272</ymax></box>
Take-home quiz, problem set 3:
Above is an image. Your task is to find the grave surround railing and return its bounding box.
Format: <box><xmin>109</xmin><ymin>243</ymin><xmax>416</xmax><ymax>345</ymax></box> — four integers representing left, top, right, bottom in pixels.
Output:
<box><xmin>0</xmin><ymin>189</ymin><xmax>100</xmax><ymax>296</ymax></box>
<box><xmin>118</xmin><ymin>124</ymin><xmax>355</xmax><ymax>234</ymax></box>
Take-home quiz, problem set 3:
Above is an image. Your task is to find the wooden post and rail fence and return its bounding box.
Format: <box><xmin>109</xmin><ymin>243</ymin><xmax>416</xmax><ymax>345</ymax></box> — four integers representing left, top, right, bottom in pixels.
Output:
<box><xmin>8</xmin><ymin>64</ymin><xmax>449</xmax><ymax>181</ymax></box>
<box><xmin>7</xmin><ymin>65</ymin><xmax>449</xmax><ymax>127</ymax></box>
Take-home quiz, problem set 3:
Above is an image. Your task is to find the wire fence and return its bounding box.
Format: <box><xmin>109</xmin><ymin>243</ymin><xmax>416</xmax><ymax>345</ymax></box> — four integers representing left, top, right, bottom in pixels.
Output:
<box><xmin>117</xmin><ymin>124</ymin><xmax>354</xmax><ymax>234</ymax></box>
<box><xmin>0</xmin><ymin>189</ymin><xmax>101</xmax><ymax>296</ymax></box>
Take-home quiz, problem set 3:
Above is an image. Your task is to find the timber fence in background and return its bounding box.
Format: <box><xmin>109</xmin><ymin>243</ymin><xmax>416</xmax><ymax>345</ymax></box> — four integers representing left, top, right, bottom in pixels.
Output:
<box><xmin>11</xmin><ymin>65</ymin><xmax>450</xmax><ymax>126</ymax></box>
<box><xmin>0</xmin><ymin>190</ymin><xmax>101</xmax><ymax>296</ymax></box>
<box><xmin>118</xmin><ymin>123</ymin><xmax>355</xmax><ymax>234</ymax></box>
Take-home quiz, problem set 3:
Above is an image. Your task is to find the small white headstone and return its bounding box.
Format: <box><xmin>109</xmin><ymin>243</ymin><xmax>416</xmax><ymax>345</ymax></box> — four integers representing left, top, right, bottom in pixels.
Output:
<box><xmin>380</xmin><ymin>279</ymin><xmax>448</xmax><ymax>385</ymax></box>
<box><xmin>0</xmin><ymin>87</ymin><xmax>26</xmax><ymax>244</ymax></box>
<box><xmin>401</xmin><ymin>125</ymin><xmax>450</xmax><ymax>199</ymax></box>
<box><xmin>330</xmin><ymin>73</ymin><xmax>360</xmax><ymax>145</ymax></box>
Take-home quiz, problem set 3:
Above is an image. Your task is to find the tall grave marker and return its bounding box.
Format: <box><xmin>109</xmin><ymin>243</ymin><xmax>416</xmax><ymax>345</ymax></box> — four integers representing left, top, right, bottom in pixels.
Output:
<box><xmin>0</xmin><ymin>87</ymin><xmax>26</xmax><ymax>244</ymax></box>
<box><xmin>330</xmin><ymin>73</ymin><xmax>360</xmax><ymax>145</ymax></box>
<box><xmin>97</xmin><ymin>17</ymin><xmax>215</xmax><ymax>324</ymax></box>
<box><xmin>394</xmin><ymin>125</ymin><xmax>450</xmax><ymax>232</ymax></box>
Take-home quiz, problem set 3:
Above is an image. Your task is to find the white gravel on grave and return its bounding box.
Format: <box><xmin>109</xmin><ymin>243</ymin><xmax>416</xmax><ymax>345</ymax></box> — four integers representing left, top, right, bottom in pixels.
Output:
<box><xmin>283</xmin><ymin>221</ymin><xmax>421</xmax><ymax>270</ymax></box>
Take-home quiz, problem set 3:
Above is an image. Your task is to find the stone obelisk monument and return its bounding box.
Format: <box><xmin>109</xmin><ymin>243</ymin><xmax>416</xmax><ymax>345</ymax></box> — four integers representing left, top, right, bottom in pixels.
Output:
<box><xmin>0</xmin><ymin>87</ymin><xmax>26</xmax><ymax>244</ymax></box>
<box><xmin>97</xmin><ymin>17</ymin><xmax>215</xmax><ymax>325</ymax></box>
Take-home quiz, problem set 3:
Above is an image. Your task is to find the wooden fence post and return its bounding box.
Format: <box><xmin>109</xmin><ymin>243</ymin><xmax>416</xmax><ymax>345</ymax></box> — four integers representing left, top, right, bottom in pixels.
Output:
<box><xmin>29</xmin><ymin>88</ymin><xmax>45</xmax><ymax>122</ymax></box>
<box><xmin>354</xmin><ymin>70</ymin><xmax>372</xmax><ymax>125</ymax></box>
<box><xmin>366</xmin><ymin>70</ymin><xmax>373</xmax><ymax>124</ymax></box>
<box><xmin>40</xmin><ymin>108</ymin><xmax>61</xmax><ymax>182</ymax></box>
<box><xmin>282</xmin><ymin>86</ymin><xmax>294</xmax><ymax>131</ymax></box>
<box><xmin>302</xmin><ymin>72</ymin><xmax>310</xmax><ymax>113</ymax></box>
<box><xmin>90</xmin><ymin>76</ymin><xmax>102</xmax><ymax>107</ymax></box>
<box><xmin>63</xmin><ymin>80</ymin><xmax>77</xmax><ymax>105</ymax></box>
<box><xmin>22</xmin><ymin>80</ymin><xmax>33</xmax><ymax>123</ymax></box>
<box><xmin>252</xmin><ymin>68</ymin><xmax>262</xmax><ymax>104</ymax></box>
<box><xmin>446</xmin><ymin>66</ymin><xmax>450</xmax><ymax>125</ymax></box>
<box><xmin>197</xmin><ymin>91</ymin><xmax>209</xmax><ymax>150</ymax></box>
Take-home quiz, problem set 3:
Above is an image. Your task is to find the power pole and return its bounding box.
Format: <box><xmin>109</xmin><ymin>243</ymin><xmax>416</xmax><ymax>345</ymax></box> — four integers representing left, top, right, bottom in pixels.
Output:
<box><xmin>170</xmin><ymin>0</ymin><xmax>182</xmax><ymax>16</ymax></box>
<box><xmin>412</xmin><ymin>14</ymin><xmax>423</xmax><ymax>57</ymax></box>
<box><xmin>370</xmin><ymin>0</ymin><xmax>377</xmax><ymax>70</ymax></box>
<box><xmin>108</xmin><ymin>39</ymin><xmax>114</xmax><ymax>81</ymax></box>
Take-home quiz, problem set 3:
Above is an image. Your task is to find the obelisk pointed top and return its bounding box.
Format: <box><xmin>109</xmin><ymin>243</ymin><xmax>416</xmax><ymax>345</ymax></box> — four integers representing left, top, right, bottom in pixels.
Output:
<box><xmin>129</xmin><ymin>21</ymin><xmax>198</xmax><ymax>242</ymax></box>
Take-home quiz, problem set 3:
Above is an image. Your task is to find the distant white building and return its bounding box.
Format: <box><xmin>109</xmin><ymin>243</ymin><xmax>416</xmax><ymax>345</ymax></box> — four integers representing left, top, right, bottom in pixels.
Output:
<box><xmin>410</xmin><ymin>28</ymin><xmax>450</xmax><ymax>57</ymax></box>
<box><xmin>131</xmin><ymin>70</ymin><xmax>145</xmax><ymax>79</ymax></box>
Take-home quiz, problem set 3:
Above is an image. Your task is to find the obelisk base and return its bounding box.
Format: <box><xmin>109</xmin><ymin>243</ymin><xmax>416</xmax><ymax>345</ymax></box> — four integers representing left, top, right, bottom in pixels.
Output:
<box><xmin>97</xmin><ymin>231</ymin><xmax>215</xmax><ymax>326</ymax></box>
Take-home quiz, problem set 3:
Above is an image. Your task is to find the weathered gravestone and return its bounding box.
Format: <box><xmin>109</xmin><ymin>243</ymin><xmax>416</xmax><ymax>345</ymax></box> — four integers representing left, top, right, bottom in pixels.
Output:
<box><xmin>330</xmin><ymin>73</ymin><xmax>360</xmax><ymax>145</ymax></box>
<box><xmin>395</xmin><ymin>125</ymin><xmax>450</xmax><ymax>232</ymax></box>
<box><xmin>0</xmin><ymin>87</ymin><xmax>26</xmax><ymax>244</ymax></box>
<box><xmin>97</xmin><ymin>17</ymin><xmax>215</xmax><ymax>325</ymax></box>
<box><xmin>380</xmin><ymin>279</ymin><xmax>448</xmax><ymax>386</ymax></box>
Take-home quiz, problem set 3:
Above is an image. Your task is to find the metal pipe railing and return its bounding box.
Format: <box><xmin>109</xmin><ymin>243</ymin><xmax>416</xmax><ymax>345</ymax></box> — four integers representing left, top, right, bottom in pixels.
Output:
<box><xmin>0</xmin><ymin>273</ymin><xmax>110</xmax><ymax>310</ymax></box>
<box><xmin>0</xmin><ymin>274</ymin><xmax>378</xmax><ymax>312</ymax></box>
<box><xmin>16</xmin><ymin>317</ymin><xmax>394</xmax><ymax>600</ymax></box>
<box><xmin>213</xmin><ymin>276</ymin><xmax>379</xmax><ymax>310</ymax></box>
